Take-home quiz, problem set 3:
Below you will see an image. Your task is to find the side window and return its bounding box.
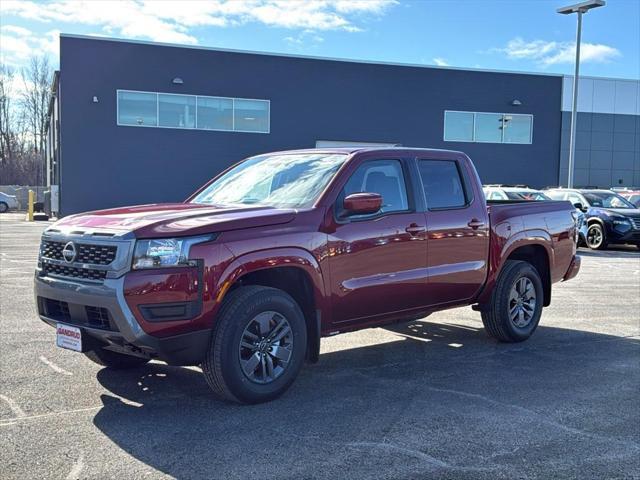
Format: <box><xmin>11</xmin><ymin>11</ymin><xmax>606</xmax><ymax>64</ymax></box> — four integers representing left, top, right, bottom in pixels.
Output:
<box><xmin>337</xmin><ymin>159</ymin><xmax>409</xmax><ymax>218</ymax></box>
<box><xmin>418</xmin><ymin>160</ymin><xmax>467</xmax><ymax>209</ymax></box>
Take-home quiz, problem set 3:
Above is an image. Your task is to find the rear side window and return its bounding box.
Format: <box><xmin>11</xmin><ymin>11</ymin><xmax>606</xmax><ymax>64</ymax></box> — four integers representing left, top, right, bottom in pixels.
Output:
<box><xmin>337</xmin><ymin>159</ymin><xmax>409</xmax><ymax>218</ymax></box>
<box><xmin>418</xmin><ymin>160</ymin><xmax>467</xmax><ymax>209</ymax></box>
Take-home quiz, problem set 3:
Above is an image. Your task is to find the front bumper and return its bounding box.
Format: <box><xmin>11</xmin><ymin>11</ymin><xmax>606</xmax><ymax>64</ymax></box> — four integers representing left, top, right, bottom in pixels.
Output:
<box><xmin>35</xmin><ymin>274</ymin><xmax>211</xmax><ymax>365</ymax></box>
<box><xmin>606</xmin><ymin>225</ymin><xmax>640</xmax><ymax>245</ymax></box>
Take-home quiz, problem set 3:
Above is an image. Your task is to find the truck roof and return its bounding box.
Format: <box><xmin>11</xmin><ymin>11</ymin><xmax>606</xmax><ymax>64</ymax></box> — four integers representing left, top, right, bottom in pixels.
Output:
<box><xmin>258</xmin><ymin>147</ymin><xmax>466</xmax><ymax>156</ymax></box>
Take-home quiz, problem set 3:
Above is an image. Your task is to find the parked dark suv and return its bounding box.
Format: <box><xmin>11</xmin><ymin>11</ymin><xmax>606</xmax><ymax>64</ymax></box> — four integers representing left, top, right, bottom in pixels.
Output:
<box><xmin>545</xmin><ymin>188</ymin><xmax>640</xmax><ymax>250</ymax></box>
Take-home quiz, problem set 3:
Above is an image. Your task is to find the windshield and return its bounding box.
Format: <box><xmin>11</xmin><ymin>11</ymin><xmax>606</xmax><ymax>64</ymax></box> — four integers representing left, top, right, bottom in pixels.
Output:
<box><xmin>583</xmin><ymin>192</ymin><xmax>635</xmax><ymax>209</ymax></box>
<box><xmin>191</xmin><ymin>153</ymin><xmax>347</xmax><ymax>208</ymax></box>
<box><xmin>505</xmin><ymin>191</ymin><xmax>550</xmax><ymax>201</ymax></box>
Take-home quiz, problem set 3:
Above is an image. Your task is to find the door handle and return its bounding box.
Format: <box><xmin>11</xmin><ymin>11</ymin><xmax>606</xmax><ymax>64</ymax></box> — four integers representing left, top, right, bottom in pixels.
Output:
<box><xmin>405</xmin><ymin>224</ymin><xmax>426</xmax><ymax>235</ymax></box>
<box><xmin>467</xmin><ymin>219</ymin><xmax>485</xmax><ymax>229</ymax></box>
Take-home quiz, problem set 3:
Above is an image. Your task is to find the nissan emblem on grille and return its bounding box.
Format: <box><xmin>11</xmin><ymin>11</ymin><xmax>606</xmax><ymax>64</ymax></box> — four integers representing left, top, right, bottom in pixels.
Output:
<box><xmin>62</xmin><ymin>242</ymin><xmax>77</xmax><ymax>263</ymax></box>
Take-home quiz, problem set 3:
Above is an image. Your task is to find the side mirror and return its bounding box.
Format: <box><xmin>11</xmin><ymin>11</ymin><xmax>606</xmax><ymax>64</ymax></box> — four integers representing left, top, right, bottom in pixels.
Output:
<box><xmin>343</xmin><ymin>193</ymin><xmax>382</xmax><ymax>216</ymax></box>
<box><xmin>573</xmin><ymin>202</ymin><xmax>587</xmax><ymax>212</ymax></box>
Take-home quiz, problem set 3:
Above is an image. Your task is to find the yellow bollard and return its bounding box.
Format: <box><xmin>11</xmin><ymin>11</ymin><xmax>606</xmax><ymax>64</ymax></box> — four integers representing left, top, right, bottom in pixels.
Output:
<box><xmin>27</xmin><ymin>190</ymin><xmax>34</xmax><ymax>222</ymax></box>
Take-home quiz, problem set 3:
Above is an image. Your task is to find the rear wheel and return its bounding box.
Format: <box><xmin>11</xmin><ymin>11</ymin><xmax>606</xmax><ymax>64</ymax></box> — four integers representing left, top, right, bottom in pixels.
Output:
<box><xmin>84</xmin><ymin>348</ymin><xmax>150</xmax><ymax>369</ymax></box>
<box><xmin>586</xmin><ymin>223</ymin><xmax>607</xmax><ymax>250</ymax></box>
<box><xmin>481</xmin><ymin>260</ymin><xmax>544</xmax><ymax>343</ymax></box>
<box><xmin>0</xmin><ymin>202</ymin><xmax>8</xmax><ymax>213</ymax></box>
<box><xmin>202</xmin><ymin>285</ymin><xmax>307</xmax><ymax>404</ymax></box>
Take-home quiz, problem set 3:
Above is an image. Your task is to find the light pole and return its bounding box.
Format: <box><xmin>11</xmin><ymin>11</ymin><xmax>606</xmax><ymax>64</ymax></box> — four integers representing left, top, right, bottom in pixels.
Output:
<box><xmin>557</xmin><ymin>0</ymin><xmax>605</xmax><ymax>188</ymax></box>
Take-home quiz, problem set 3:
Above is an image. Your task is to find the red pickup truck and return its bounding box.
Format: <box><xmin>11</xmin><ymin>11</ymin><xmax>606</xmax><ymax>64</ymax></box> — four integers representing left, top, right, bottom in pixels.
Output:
<box><xmin>35</xmin><ymin>148</ymin><xmax>580</xmax><ymax>403</ymax></box>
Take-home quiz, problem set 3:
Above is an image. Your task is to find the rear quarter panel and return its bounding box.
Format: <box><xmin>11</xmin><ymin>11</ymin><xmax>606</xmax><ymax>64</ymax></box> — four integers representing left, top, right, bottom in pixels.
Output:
<box><xmin>477</xmin><ymin>200</ymin><xmax>576</xmax><ymax>304</ymax></box>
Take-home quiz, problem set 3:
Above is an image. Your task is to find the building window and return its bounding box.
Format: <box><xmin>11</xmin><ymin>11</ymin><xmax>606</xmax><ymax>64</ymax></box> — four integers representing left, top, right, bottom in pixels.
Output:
<box><xmin>503</xmin><ymin>114</ymin><xmax>533</xmax><ymax>144</ymax></box>
<box><xmin>117</xmin><ymin>91</ymin><xmax>158</xmax><ymax>126</ymax></box>
<box><xmin>475</xmin><ymin>113</ymin><xmax>503</xmax><ymax>143</ymax></box>
<box><xmin>444</xmin><ymin>111</ymin><xmax>474</xmax><ymax>142</ymax></box>
<box><xmin>197</xmin><ymin>97</ymin><xmax>233</xmax><ymax>131</ymax></box>
<box><xmin>159</xmin><ymin>94</ymin><xmax>196</xmax><ymax>128</ymax></box>
<box><xmin>234</xmin><ymin>99</ymin><xmax>270</xmax><ymax>133</ymax></box>
<box><xmin>444</xmin><ymin>110</ymin><xmax>533</xmax><ymax>144</ymax></box>
<box><xmin>117</xmin><ymin>90</ymin><xmax>270</xmax><ymax>133</ymax></box>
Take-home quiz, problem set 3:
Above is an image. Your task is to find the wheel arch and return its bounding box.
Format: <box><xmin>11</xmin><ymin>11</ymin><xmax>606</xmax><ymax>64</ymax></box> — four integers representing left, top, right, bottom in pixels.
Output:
<box><xmin>215</xmin><ymin>248</ymin><xmax>326</xmax><ymax>363</ymax></box>
<box><xmin>477</xmin><ymin>231</ymin><xmax>553</xmax><ymax>307</ymax></box>
<box><xmin>587</xmin><ymin>216</ymin><xmax>605</xmax><ymax>227</ymax></box>
<box><xmin>505</xmin><ymin>244</ymin><xmax>551</xmax><ymax>307</ymax></box>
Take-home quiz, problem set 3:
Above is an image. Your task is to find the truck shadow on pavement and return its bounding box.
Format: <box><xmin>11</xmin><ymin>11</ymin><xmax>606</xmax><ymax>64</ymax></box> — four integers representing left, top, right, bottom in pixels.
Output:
<box><xmin>93</xmin><ymin>321</ymin><xmax>640</xmax><ymax>480</ymax></box>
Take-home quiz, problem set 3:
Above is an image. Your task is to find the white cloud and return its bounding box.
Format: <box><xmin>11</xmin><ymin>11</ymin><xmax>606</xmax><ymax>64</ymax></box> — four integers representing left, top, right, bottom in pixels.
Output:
<box><xmin>0</xmin><ymin>33</ymin><xmax>33</xmax><ymax>64</ymax></box>
<box><xmin>0</xmin><ymin>25</ymin><xmax>61</xmax><ymax>65</ymax></box>
<box><xmin>284</xmin><ymin>29</ymin><xmax>324</xmax><ymax>48</ymax></box>
<box><xmin>1</xmin><ymin>0</ymin><xmax>397</xmax><ymax>45</ymax></box>
<box><xmin>0</xmin><ymin>25</ymin><xmax>60</xmax><ymax>66</ymax></box>
<box><xmin>1</xmin><ymin>25</ymin><xmax>33</xmax><ymax>36</ymax></box>
<box><xmin>432</xmin><ymin>57</ymin><xmax>450</xmax><ymax>67</ymax></box>
<box><xmin>498</xmin><ymin>37</ymin><xmax>621</xmax><ymax>66</ymax></box>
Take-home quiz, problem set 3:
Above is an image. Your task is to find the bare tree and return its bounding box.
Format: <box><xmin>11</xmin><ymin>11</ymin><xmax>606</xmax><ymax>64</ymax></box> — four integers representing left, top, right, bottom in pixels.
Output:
<box><xmin>0</xmin><ymin>55</ymin><xmax>53</xmax><ymax>186</ymax></box>
<box><xmin>0</xmin><ymin>64</ymin><xmax>19</xmax><ymax>161</ymax></box>
<box><xmin>21</xmin><ymin>55</ymin><xmax>52</xmax><ymax>157</ymax></box>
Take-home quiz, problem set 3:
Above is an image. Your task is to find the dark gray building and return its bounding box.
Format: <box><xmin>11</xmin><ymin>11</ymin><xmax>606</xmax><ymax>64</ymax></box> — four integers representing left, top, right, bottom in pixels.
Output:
<box><xmin>559</xmin><ymin>76</ymin><xmax>640</xmax><ymax>188</ymax></box>
<box><xmin>46</xmin><ymin>34</ymin><xmax>637</xmax><ymax>216</ymax></box>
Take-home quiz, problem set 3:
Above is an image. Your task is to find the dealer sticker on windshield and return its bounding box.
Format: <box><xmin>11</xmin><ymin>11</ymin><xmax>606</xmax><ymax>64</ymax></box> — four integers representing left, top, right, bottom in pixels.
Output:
<box><xmin>56</xmin><ymin>324</ymin><xmax>82</xmax><ymax>352</ymax></box>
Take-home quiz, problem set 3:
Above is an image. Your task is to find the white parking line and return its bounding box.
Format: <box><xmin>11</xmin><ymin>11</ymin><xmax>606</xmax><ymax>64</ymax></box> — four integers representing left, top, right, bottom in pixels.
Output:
<box><xmin>66</xmin><ymin>453</ymin><xmax>84</xmax><ymax>480</ymax></box>
<box><xmin>39</xmin><ymin>356</ymin><xmax>73</xmax><ymax>376</ymax></box>
<box><xmin>0</xmin><ymin>394</ymin><xmax>26</xmax><ymax>418</ymax></box>
<box><xmin>0</xmin><ymin>405</ymin><xmax>101</xmax><ymax>427</ymax></box>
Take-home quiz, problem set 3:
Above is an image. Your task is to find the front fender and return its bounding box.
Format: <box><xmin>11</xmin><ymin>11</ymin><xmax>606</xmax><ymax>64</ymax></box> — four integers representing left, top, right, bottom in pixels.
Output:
<box><xmin>214</xmin><ymin>246</ymin><xmax>326</xmax><ymax>312</ymax></box>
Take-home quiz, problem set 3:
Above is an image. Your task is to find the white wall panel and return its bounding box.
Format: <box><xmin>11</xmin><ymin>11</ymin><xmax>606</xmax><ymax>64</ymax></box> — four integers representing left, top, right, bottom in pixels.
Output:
<box><xmin>614</xmin><ymin>80</ymin><xmax>638</xmax><ymax>115</ymax></box>
<box><xmin>562</xmin><ymin>76</ymin><xmax>640</xmax><ymax>115</ymax></box>
<box><xmin>592</xmin><ymin>79</ymin><xmax>616</xmax><ymax>113</ymax></box>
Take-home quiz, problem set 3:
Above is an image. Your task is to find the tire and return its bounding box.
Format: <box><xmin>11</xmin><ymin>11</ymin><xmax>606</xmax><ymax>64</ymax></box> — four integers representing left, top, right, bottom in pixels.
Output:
<box><xmin>0</xmin><ymin>202</ymin><xmax>8</xmax><ymax>213</ymax></box>
<box><xmin>202</xmin><ymin>285</ymin><xmax>307</xmax><ymax>404</ymax></box>
<box><xmin>84</xmin><ymin>348</ymin><xmax>150</xmax><ymax>369</ymax></box>
<box><xmin>586</xmin><ymin>223</ymin><xmax>607</xmax><ymax>250</ymax></box>
<box><xmin>481</xmin><ymin>260</ymin><xmax>544</xmax><ymax>343</ymax></box>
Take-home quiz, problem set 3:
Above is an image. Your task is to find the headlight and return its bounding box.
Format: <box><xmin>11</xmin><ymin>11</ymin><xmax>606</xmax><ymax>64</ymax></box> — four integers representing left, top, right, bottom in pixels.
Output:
<box><xmin>611</xmin><ymin>217</ymin><xmax>631</xmax><ymax>225</ymax></box>
<box><xmin>132</xmin><ymin>235</ymin><xmax>214</xmax><ymax>270</ymax></box>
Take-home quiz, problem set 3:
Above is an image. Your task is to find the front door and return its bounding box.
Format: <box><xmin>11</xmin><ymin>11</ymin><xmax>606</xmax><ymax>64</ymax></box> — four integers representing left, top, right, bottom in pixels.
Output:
<box><xmin>327</xmin><ymin>158</ymin><xmax>428</xmax><ymax>324</ymax></box>
<box><xmin>416</xmin><ymin>158</ymin><xmax>490</xmax><ymax>306</ymax></box>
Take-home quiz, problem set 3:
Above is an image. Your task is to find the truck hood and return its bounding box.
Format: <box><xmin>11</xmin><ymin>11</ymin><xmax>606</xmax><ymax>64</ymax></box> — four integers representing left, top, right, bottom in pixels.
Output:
<box><xmin>51</xmin><ymin>203</ymin><xmax>297</xmax><ymax>238</ymax></box>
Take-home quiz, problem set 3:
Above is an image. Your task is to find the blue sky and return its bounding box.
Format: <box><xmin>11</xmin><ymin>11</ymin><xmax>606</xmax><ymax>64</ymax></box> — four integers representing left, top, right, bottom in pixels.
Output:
<box><xmin>1</xmin><ymin>0</ymin><xmax>638</xmax><ymax>79</ymax></box>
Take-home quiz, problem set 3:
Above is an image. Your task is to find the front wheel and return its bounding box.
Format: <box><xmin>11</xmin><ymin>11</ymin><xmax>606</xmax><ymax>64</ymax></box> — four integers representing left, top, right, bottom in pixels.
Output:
<box><xmin>202</xmin><ymin>285</ymin><xmax>307</xmax><ymax>404</ymax></box>
<box><xmin>0</xmin><ymin>202</ymin><xmax>8</xmax><ymax>213</ymax></box>
<box><xmin>481</xmin><ymin>260</ymin><xmax>544</xmax><ymax>343</ymax></box>
<box><xmin>586</xmin><ymin>223</ymin><xmax>607</xmax><ymax>250</ymax></box>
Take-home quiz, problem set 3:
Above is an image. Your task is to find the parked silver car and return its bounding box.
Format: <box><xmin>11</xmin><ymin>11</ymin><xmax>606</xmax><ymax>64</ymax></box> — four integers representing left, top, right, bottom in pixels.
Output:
<box><xmin>0</xmin><ymin>192</ymin><xmax>19</xmax><ymax>213</ymax></box>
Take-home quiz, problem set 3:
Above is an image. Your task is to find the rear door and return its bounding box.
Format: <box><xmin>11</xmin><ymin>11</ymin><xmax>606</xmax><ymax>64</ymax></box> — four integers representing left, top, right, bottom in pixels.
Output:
<box><xmin>327</xmin><ymin>157</ymin><xmax>428</xmax><ymax>324</ymax></box>
<box><xmin>416</xmin><ymin>157</ymin><xmax>490</xmax><ymax>306</ymax></box>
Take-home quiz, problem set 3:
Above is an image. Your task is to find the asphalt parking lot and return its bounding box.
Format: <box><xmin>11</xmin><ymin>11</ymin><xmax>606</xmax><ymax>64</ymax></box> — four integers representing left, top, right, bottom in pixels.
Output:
<box><xmin>1</xmin><ymin>212</ymin><xmax>639</xmax><ymax>480</ymax></box>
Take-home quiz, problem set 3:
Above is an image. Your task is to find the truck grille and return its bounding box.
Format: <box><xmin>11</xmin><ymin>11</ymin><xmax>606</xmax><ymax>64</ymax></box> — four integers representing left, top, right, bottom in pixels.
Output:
<box><xmin>42</xmin><ymin>263</ymin><xmax>107</xmax><ymax>281</ymax></box>
<box><xmin>41</xmin><ymin>240</ymin><xmax>117</xmax><ymax>265</ymax></box>
<box><xmin>85</xmin><ymin>306</ymin><xmax>112</xmax><ymax>329</ymax></box>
